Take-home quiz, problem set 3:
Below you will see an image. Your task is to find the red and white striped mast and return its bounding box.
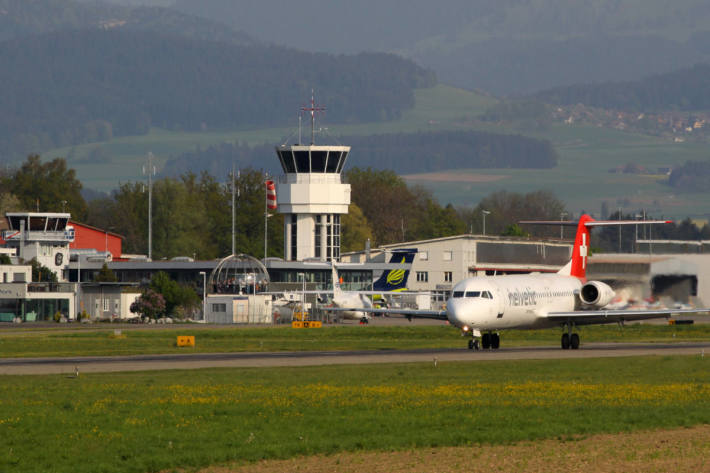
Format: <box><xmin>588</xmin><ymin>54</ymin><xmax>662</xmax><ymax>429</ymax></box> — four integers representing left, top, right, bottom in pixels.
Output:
<box><xmin>264</xmin><ymin>178</ymin><xmax>277</xmax><ymax>261</ymax></box>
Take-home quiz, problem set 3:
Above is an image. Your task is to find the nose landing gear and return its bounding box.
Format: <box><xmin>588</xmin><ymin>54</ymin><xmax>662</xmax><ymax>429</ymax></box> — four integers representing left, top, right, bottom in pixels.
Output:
<box><xmin>467</xmin><ymin>332</ymin><xmax>499</xmax><ymax>350</ymax></box>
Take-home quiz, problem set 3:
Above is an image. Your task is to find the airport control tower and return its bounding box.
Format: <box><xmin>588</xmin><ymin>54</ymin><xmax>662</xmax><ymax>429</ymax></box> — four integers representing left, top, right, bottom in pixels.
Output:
<box><xmin>274</xmin><ymin>96</ymin><xmax>351</xmax><ymax>261</ymax></box>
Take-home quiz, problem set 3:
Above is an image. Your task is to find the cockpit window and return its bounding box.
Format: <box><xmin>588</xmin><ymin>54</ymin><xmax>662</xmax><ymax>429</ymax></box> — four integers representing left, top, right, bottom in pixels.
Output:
<box><xmin>482</xmin><ymin>291</ymin><xmax>492</xmax><ymax>299</ymax></box>
<box><xmin>453</xmin><ymin>291</ymin><xmax>465</xmax><ymax>298</ymax></box>
<box><xmin>465</xmin><ymin>291</ymin><xmax>481</xmax><ymax>298</ymax></box>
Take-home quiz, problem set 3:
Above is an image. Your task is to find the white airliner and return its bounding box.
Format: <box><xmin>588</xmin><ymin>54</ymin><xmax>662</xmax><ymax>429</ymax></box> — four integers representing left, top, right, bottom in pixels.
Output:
<box><xmin>329</xmin><ymin>263</ymin><xmax>375</xmax><ymax>322</ymax></box>
<box><xmin>329</xmin><ymin>214</ymin><xmax>709</xmax><ymax>349</ymax></box>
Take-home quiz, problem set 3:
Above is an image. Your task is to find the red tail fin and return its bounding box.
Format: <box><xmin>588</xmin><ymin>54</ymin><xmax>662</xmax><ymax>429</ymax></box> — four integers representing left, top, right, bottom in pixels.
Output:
<box><xmin>570</xmin><ymin>214</ymin><xmax>594</xmax><ymax>280</ymax></box>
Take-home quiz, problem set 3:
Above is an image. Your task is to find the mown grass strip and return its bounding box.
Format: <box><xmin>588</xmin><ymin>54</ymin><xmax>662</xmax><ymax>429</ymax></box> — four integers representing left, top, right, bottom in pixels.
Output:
<box><xmin>0</xmin><ymin>355</ymin><xmax>708</xmax><ymax>473</ymax></box>
<box><xmin>1</xmin><ymin>323</ymin><xmax>710</xmax><ymax>358</ymax></box>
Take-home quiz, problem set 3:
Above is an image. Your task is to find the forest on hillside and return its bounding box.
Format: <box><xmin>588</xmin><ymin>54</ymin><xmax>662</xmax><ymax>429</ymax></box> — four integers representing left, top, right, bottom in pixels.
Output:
<box><xmin>667</xmin><ymin>160</ymin><xmax>710</xmax><ymax>192</ymax></box>
<box><xmin>0</xmin><ymin>29</ymin><xmax>435</xmax><ymax>160</ymax></box>
<box><xmin>161</xmin><ymin>130</ymin><xmax>558</xmax><ymax>178</ymax></box>
<box><xmin>174</xmin><ymin>0</ymin><xmax>710</xmax><ymax>95</ymax></box>
<box><xmin>534</xmin><ymin>64</ymin><xmax>710</xmax><ymax>112</ymax></box>
<box><xmin>0</xmin><ymin>0</ymin><xmax>254</xmax><ymax>44</ymax></box>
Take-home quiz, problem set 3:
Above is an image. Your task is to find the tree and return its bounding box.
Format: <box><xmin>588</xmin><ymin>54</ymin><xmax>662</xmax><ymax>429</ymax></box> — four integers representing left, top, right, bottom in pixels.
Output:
<box><xmin>149</xmin><ymin>271</ymin><xmax>199</xmax><ymax>318</ymax></box>
<box><xmin>0</xmin><ymin>254</ymin><xmax>11</xmax><ymax>265</ymax></box>
<box><xmin>1</xmin><ymin>155</ymin><xmax>88</xmax><ymax>220</ymax></box>
<box><xmin>87</xmin><ymin>168</ymin><xmax>284</xmax><ymax>260</ymax></box>
<box><xmin>461</xmin><ymin>190</ymin><xmax>567</xmax><ymax>238</ymax></box>
<box><xmin>130</xmin><ymin>289</ymin><xmax>166</xmax><ymax>320</ymax></box>
<box><xmin>341</xmin><ymin>203</ymin><xmax>374</xmax><ymax>252</ymax></box>
<box><xmin>96</xmin><ymin>263</ymin><xmax>117</xmax><ymax>282</ymax></box>
<box><xmin>30</xmin><ymin>258</ymin><xmax>57</xmax><ymax>282</ymax></box>
<box><xmin>0</xmin><ymin>192</ymin><xmax>22</xmax><ymax>216</ymax></box>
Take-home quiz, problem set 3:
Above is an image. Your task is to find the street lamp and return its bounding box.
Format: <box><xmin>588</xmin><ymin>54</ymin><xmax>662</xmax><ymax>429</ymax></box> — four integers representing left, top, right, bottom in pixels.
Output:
<box><xmin>199</xmin><ymin>271</ymin><xmax>206</xmax><ymax>321</ymax></box>
<box><xmin>560</xmin><ymin>212</ymin><xmax>568</xmax><ymax>239</ymax></box>
<box><xmin>482</xmin><ymin>210</ymin><xmax>491</xmax><ymax>236</ymax></box>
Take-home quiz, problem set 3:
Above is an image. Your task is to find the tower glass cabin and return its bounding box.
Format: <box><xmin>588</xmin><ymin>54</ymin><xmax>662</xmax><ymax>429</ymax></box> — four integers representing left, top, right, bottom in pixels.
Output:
<box><xmin>275</xmin><ymin>144</ymin><xmax>351</xmax><ymax>261</ymax></box>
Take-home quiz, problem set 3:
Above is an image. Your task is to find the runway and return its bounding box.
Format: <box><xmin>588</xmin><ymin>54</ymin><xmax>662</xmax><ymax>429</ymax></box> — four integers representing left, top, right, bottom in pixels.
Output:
<box><xmin>1</xmin><ymin>341</ymin><xmax>709</xmax><ymax>375</ymax></box>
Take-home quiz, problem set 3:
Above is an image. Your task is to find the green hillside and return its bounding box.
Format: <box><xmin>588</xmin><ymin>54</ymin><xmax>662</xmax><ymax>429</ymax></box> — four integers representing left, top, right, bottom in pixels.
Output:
<box><xmin>173</xmin><ymin>0</ymin><xmax>710</xmax><ymax>94</ymax></box>
<box><xmin>0</xmin><ymin>28</ymin><xmax>433</xmax><ymax>159</ymax></box>
<box><xmin>44</xmin><ymin>85</ymin><xmax>710</xmax><ymax>220</ymax></box>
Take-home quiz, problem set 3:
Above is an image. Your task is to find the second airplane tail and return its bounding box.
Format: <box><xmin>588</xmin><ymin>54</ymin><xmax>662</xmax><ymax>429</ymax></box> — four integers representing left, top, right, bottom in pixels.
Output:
<box><xmin>373</xmin><ymin>249</ymin><xmax>417</xmax><ymax>291</ymax></box>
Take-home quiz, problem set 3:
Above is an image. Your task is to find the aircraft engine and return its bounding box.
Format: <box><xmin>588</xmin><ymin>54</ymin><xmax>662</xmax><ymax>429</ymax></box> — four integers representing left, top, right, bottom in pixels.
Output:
<box><xmin>579</xmin><ymin>281</ymin><xmax>615</xmax><ymax>308</ymax></box>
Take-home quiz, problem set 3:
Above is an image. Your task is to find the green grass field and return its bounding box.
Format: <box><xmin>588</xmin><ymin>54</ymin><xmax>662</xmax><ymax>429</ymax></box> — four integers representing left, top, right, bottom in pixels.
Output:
<box><xmin>42</xmin><ymin>83</ymin><xmax>710</xmax><ymax>218</ymax></box>
<box><xmin>1</xmin><ymin>355</ymin><xmax>709</xmax><ymax>473</ymax></box>
<box><xmin>1</xmin><ymin>323</ymin><xmax>709</xmax><ymax>358</ymax></box>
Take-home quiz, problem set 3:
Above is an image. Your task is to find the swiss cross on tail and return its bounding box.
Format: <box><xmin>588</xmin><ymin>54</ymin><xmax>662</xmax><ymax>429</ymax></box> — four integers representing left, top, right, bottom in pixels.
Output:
<box><xmin>570</xmin><ymin>214</ymin><xmax>594</xmax><ymax>280</ymax></box>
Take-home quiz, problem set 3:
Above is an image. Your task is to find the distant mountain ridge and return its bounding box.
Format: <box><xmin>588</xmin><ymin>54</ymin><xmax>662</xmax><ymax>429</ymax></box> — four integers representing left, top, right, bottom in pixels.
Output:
<box><xmin>0</xmin><ymin>0</ymin><xmax>255</xmax><ymax>44</ymax></box>
<box><xmin>172</xmin><ymin>0</ymin><xmax>710</xmax><ymax>95</ymax></box>
<box><xmin>0</xmin><ymin>28</ymin><xmax>435</xmax><ymax>160</ymax></box>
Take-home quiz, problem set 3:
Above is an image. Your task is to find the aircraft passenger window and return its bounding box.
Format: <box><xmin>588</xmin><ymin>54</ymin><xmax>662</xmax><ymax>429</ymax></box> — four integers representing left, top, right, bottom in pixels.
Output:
<box><xmin>465</xmin><ymin>291</ymin><xmax>481</xmax><ymax>298</ymax></box>
<box><xmin>453</xmin><ymin>291</ymin><xmax>464</xmax><ymax>298</ymax></box>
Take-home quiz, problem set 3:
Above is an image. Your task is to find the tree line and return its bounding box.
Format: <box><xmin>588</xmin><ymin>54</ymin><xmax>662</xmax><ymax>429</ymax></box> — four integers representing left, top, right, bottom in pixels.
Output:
<box><xmin>0</xmin><ymin>28</ymin><xmax>435</xmax><ymax>159</ymax></box>
<box><xmin>162</xmin><ymin>130</ymin><xmax>558</xmax><ymax>179</ymax></box>
<box><xmin>5</xmin><ymin>155</ymin><xmax>708</xmax><ymax>262</ymax></box>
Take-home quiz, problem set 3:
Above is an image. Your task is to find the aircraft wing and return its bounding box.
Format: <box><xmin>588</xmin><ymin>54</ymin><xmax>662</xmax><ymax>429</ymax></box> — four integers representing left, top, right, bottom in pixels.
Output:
<box><xmin>322</xmin><ymin>306</ymin><xmax>448</xmax><ymax>320</ymax></box>
<box><xmin>262</xmin><ymin>290</ymin><xmax>428</xmax><ymax>295</ymax></box>
<box><xmin>545</xmin><ymin>308</ymin><xmax>709</xmax><ymax>326</ymax></box>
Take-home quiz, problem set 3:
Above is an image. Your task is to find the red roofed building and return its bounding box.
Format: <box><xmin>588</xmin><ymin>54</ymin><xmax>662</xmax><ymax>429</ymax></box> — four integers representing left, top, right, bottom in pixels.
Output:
<box><xmin>69</xmin><ymin>221</ymin><xmax>123</xmax><ymax>260</ymax></box>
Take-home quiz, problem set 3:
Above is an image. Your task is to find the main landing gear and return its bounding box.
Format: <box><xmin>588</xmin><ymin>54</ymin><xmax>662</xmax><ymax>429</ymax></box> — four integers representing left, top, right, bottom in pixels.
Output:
<box><xmin>561</xmin><ymin>325</ymin><xmax>580</xmax><ymax>349</ymax></box>
<box><xmin>467</xmin><ymin>332</ymin><xmax>499</xmax><ymax>350</ymax></box>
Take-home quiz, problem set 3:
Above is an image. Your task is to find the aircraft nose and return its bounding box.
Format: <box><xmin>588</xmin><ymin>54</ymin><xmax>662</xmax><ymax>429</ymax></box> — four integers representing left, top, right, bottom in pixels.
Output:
<box><xmin>446</xmin><ymin>298</ymin><xmax>465</xmax><ymax>327</ymax></box>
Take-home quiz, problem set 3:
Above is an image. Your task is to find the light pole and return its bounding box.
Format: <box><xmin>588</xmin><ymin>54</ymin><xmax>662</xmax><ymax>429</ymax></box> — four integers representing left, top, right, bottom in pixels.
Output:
<box><xmin>298</xmin><ymin>272</ymin><xmax>306</xmax><ymax>315</ymax></box>
<box><xmin>143</xmin><ymin>152</ymin><xmax>156</xmax><ymax>261</ymax></box>
<box><xmin>560</xmin><ymin>212</ymin><xmax>568</xmax><ymax>239</ymax></box>
<box><xmin>199</xmin><ymin>271</ymin><xmax>206</xmax><ymax>321</ymax></box>
<box><xmin>482</xmin><ymin>210</ymin><xmax>491</xmax><ymax>236</ymax></box>
<box><xmin>618</xmin><ymin>207</ymin><xmax>622</xmax><ymax>253</ymax></box>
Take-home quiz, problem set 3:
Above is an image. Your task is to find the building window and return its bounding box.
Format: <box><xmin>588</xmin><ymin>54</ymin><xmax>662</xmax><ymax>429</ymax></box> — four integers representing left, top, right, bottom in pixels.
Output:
<box><xmin>420</xmin><ymin>251</ymin><xmax>428</xmax><ymax>261</ymax></box>
<box><xmin>444</xmin><ymin>271</ymin><xmax>453</xmax><ymax>282</ymax></box>
<box><xmin>103</xmin><ymin>298</ymin><xmax>110</xmax><ymax>312</ymax></box>
<box><xmin>416</xmin><ymin>271</ymin><xmax>428</xmax><ymax>283</ymax></box>
<box><xmin>443</xmin><ymin>250</ymin><xmax>453</xmax><ymax>261</ymax></box>
<box><xmin>212</xmin><ymin>303</ymin><xmax>227</xmax><ymax>313</ymax></box>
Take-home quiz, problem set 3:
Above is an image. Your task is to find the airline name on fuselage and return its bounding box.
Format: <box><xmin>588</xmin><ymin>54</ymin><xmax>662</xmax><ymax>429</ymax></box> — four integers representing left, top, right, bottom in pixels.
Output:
<box><xmin>507</xmin><ymin>287</ymin><xmax>537</xmax><ymax>307</ymax></box>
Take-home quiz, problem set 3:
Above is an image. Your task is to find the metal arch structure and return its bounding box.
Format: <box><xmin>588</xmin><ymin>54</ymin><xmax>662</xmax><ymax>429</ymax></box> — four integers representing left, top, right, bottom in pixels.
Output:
<box><xmin>208</xmin><ymin>254</ymin><xmax>270</xmax><ymax>295</ymax></box>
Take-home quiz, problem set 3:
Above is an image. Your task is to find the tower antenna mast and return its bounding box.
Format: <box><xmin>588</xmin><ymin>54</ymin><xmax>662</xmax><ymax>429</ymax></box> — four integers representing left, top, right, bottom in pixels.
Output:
<box><xmin>300</xmin><ymin>90</ymin><xmax>326</xmax><ymax>145</ymax></box>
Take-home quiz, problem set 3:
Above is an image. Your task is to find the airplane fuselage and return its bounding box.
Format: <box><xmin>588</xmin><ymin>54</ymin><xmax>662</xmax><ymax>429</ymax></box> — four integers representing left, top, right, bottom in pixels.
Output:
<box><xmin>332</xmin><ymin>292</ymin><xmax>373</xmax><ymax>320</ymax></box>
<box><xmin>446</xmin><ymin>274</ymin><xmax>583</xmax><ymax>331</ymax></box>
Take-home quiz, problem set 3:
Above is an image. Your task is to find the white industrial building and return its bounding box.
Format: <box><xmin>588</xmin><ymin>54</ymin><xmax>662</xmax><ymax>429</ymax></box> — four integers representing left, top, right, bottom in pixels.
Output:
<box><xmin>204</xmin><ymin>294</ymin><xmax>273</xmax><ymax>324</ymax></box>
<box><xmin>0</xmin><ymin>264</ymin><xmax>75</xmax><ymax>322</ymax></box>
